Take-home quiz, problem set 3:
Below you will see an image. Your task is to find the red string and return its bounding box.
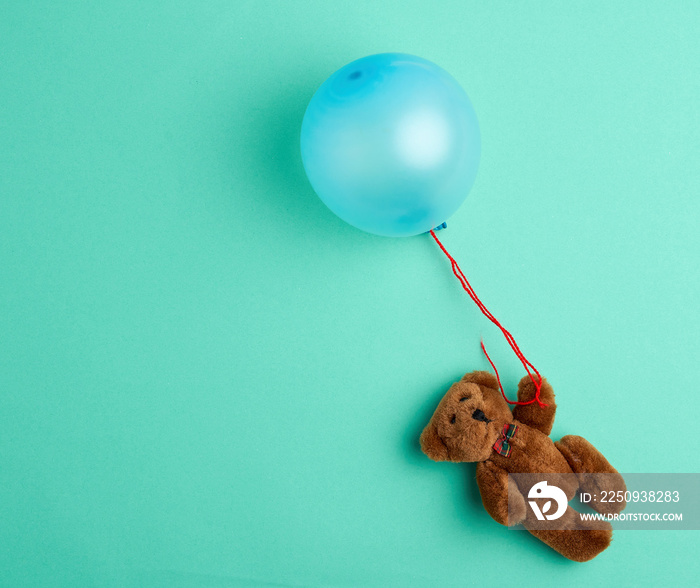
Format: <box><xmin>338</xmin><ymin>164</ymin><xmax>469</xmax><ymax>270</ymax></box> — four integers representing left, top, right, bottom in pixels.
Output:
<box><xmin>429</xmin><ymin>230</ymin><xmax>546</xmax><ymax>408</ymax></box>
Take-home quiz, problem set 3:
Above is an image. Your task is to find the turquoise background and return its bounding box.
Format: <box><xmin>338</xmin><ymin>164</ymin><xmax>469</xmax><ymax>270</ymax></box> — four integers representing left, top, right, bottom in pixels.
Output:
<box><xmin>1</xmin><ymin>1</ymin><xmax>698</xmax><ymax>586</ymax></box>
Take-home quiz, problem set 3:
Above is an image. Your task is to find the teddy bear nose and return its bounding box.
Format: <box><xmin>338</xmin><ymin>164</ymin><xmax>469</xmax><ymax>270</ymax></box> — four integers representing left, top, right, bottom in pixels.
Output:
<box><xmin>471</xmin><ymin>408</ymin><xmax>491</xmax><ymax>423</ymax></box>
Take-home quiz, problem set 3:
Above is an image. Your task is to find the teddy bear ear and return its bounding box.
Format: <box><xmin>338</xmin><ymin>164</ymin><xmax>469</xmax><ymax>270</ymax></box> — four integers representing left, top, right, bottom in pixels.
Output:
<box><xmin>461</xmin><ymin>370</ymin><xmax>499</xmax><ymax>391</ymax></box>
<box><xmin>420</xmin><ymin>423</ymin><xmax>449</xmax><ymax>462</ymax></box>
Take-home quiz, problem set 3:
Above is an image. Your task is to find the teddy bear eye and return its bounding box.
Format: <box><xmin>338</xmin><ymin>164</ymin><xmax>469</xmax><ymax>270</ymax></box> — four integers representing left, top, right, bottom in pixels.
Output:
<box><xmin>459</xmin><ymin>396</ymin><xmax>470</xmax><ymax>402</ymax></box>
<box><xmin>450</xmin><ymin>414</ymin><xmax>456</xmax><ymax>424</ymax></box>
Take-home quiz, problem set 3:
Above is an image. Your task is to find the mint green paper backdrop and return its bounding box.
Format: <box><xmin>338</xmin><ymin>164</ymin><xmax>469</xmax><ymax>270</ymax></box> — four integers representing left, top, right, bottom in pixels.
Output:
<box><xmin>1</xmin><ymin>2</ymin><xmax>698</xmax><ymax>586</ymax></box>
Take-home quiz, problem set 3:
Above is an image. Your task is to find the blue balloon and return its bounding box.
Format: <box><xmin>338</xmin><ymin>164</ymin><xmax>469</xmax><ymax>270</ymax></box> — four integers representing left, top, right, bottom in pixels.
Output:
<box><xmin>300</xmin><ymin>53</ymin><xmax>480</xmax><ymax>237</ymax></box>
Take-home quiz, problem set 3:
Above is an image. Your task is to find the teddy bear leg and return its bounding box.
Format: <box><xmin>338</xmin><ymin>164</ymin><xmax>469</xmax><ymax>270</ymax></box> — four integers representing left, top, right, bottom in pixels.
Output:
<box><xmin>555</xmin><ymin>435</ymin><xmax>626</xmax><ymax>515</ymax></box>
<box><xmin>523</xmin><ymin>504</ymin><xmax>613</xmax><ymax>562</ymax></box>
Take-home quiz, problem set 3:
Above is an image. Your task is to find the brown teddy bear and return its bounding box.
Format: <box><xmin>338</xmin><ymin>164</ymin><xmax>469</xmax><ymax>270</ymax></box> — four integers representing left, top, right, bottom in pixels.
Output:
<box><xmin>420</xmin><ymin>371</ymin><xmax>626</xmax><ymax>562</ymax></box>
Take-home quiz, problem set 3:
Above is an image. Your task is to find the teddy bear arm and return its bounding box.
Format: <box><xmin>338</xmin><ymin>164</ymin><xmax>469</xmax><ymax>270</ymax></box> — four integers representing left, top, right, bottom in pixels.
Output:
<box><xmin>512</xmin><ymin>375</ymin><xmax>557</xmax><ymax>435</ymax></box>
<box><xmin>476</xmin><ymin>461</ymin><xmax>526</xmax><ymax>526</ymax></box>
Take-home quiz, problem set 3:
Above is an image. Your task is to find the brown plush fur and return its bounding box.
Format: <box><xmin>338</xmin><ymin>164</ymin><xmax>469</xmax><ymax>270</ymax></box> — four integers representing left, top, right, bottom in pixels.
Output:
<box><xmin>420</xmin><ymin>371</ymin><xmax>625</xmax><ymax>562</ymax></box>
